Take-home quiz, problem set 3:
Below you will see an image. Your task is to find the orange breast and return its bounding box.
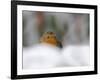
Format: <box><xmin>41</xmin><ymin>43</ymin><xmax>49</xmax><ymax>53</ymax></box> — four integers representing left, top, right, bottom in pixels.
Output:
<box><xmin>45</xmin><ymin>38</ymin><xmax>57</xmax><ymax>46</ymax></box>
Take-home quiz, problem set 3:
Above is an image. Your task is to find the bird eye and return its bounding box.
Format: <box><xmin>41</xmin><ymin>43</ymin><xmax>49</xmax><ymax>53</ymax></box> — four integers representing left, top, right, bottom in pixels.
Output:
<box><xmin>47</xmin><ymin>36</ymin><xmax>49</xmax><ymax>39</ymax></box>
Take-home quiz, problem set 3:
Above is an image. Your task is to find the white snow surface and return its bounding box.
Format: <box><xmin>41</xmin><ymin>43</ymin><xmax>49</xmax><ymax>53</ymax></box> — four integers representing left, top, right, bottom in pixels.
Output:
<box><xmin>23</xmin><ymin>43</ymin><xmax>90</xmax><ymax>69</ymax></box>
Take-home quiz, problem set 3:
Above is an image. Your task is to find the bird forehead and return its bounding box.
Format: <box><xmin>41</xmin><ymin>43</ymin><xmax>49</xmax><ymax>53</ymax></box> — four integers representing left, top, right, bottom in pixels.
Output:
<box><xmin>46</xmin><ymin>31</ymin><xmax>55</xmax><ymax>35</ymax></box>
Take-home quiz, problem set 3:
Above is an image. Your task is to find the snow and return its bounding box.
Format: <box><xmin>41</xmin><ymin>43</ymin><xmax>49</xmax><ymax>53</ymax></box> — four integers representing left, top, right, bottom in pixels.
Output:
<box><xmin>23</xmin><ymin>43</ymin><xmax>61</xmax><ymax>69</ymax></box>
<box><xmin>62</xmin><ymin>45</ymin><xmax>90</xmax><ymax>66</ymax></box>
<box><xmin>23</xmin><ymin>43</ymin><xmax>90</xmax><ymax>69</ymax></box>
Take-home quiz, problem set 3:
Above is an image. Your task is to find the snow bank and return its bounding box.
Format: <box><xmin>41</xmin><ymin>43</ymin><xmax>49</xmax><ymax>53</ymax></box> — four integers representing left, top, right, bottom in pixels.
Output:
<box><xmin>23</xmin><ymin>43</ymin><xmax>90</xmax><ymax>69</ymax></box>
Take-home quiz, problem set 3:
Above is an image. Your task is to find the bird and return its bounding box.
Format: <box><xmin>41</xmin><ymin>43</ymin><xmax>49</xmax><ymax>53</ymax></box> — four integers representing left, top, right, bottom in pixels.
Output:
<box><xmin>40</xmin><ymin>31</ymin><xmax>62</xmax><ymax>48</ymax></box>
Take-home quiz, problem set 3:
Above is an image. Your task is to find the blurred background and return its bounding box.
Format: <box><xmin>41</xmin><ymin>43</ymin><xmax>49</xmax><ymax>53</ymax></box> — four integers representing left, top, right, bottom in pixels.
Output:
<box><xmin>23</xmin><ymin>11</ymin><xmax>89</xmax><ymax>47</ymax></box>
<box><xmin>22</xmin><ymin>10</ymin><xmax>90</xmax><ymax>69</ymax></box>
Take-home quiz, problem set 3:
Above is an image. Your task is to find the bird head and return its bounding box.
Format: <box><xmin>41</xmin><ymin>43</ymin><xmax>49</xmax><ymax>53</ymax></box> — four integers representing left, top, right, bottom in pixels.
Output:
<box><xmin>40</xmin><ymin>31</ymin><xmax>58</xmax><ymax>46</ymax></box>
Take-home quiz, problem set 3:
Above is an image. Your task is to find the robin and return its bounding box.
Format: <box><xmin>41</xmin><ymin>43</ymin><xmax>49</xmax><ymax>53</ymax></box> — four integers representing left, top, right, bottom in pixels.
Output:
<box><xmin>40</xmin><ymin>31</ymin><xmax>62</xmax><ymax>48</ymax></box>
